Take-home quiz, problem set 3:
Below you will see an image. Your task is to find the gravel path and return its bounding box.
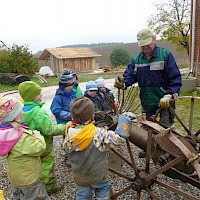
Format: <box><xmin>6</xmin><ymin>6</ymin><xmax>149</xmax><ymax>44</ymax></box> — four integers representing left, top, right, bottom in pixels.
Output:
<box><xmin>1</xmin><ymin>136</ymin><xmax>200</xmax><ymax>199</ymax></box>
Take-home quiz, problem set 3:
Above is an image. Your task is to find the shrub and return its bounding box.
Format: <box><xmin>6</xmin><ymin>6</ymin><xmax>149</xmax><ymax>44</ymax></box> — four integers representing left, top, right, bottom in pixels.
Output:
<box><xmin>0</xmin><ymin>44</ymin><xmax>39</xmax><ymax>76</ymax></box>
<box><xmin>110</xmin><ymin>48</ymin><xmax>130</xmax><ymax>67</ymax></box>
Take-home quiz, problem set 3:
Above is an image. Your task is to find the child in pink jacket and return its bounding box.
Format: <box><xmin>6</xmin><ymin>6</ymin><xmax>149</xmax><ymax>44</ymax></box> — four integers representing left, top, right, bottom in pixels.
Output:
<box><xmin>0</xmin><ymin>96</ymin><xmax>48</xmax><ymax>200</ymax></box>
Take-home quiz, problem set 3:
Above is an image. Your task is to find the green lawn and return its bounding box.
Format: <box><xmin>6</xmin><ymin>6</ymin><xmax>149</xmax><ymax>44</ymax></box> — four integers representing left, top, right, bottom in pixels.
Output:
<box><xmin>0</xmin><ymin>72</ymin><xmax>199</xmax><ymax>134</ymax></box>
<box><xmin>0</xmin><ymin>71</ymin><xmax>124</xmax><ymax>93</ymax></box>
<box><xmin>175</xmin><ymin>90</ymin><xmax>200</xmax><ymax>134</ymax></box>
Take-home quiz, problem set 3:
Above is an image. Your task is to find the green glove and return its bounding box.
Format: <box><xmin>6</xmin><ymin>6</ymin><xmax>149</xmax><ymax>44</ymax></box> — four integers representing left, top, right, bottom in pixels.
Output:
<box><xmin>114</xmin><ymin>76</ymin><xmax>125</xmax><ymax>90</ymax></box>
<box><xmin>159</xmin><ymin>94</ymin><xmax>172</xmax><ymax>108</ymax></box>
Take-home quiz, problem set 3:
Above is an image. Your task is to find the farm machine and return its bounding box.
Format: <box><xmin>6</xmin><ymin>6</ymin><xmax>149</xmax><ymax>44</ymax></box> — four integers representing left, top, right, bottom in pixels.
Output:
<box><xmin>97</xmin><ymin>86</ymin><xmax>200</xmax><ymax>200</ymax></box>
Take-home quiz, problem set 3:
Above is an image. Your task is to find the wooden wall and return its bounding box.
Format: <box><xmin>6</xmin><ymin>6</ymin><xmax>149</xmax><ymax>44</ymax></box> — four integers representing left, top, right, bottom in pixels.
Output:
<box><xmin>190</xmin><ymin>0</ymin><xmax>200</xmax><ymax>86</ymax></box>
<box><xmin>63</xmin><ymin>57</ymin><xmax>95</xmax><ymax>72</ymax></box>
<box><xmin>42</xmin><ymin>56</ymin><xmax>96</xmax><ymax>74</ymax></box>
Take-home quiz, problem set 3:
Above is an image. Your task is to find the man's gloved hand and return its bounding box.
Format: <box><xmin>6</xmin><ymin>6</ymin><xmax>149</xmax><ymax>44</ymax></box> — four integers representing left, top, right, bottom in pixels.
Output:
<box><xmin>115</xmin><ymin>115</ymin><xmax>132</xmax><ymax>138</ymax></box>
<box><xmin>114</xmin><ymin>76</ymin><xmax>125</xmax><ymax>90</ymax></box>
<box><xmin>159</xmin><ymin>94</ymin><xmax>172</xmax><ymax>108</ymax></box>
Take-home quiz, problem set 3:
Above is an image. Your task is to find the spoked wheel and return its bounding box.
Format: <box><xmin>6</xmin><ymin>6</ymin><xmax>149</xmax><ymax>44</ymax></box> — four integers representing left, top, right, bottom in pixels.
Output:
<box><xmin>108</xmin><ymin>93</ymin><xmax>200</xmax><ymax>199</ymax></box>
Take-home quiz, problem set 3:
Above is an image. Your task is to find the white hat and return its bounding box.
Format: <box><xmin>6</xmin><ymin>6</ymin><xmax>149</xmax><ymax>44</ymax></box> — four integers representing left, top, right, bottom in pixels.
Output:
<box><xmin>95</xmin><ymin>77</ymin><xmax>105</xmax><ymax>88</ymax></box>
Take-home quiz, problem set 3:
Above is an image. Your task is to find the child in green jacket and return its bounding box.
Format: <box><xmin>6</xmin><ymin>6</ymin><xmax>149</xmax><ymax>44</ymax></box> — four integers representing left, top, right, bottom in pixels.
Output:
<box><xmin>0</xmin><ymin>96</ymin><xmax>48</xmax><ymax>200</ymax></box>
<box><xmin>18</xmin><ymin>81</ymin><xmax>66</xmax><ymax>194</ymax></box>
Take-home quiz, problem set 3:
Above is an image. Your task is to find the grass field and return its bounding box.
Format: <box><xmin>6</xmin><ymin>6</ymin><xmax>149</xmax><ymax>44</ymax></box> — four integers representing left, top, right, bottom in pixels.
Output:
<box><xmin>0</xmin><ymin>70</ymin><xmax>124</xmax><ymax>93</ymax></box>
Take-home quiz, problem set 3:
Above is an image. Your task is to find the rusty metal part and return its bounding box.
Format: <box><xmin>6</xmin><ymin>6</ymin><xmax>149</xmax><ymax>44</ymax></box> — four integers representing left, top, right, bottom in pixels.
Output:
<box><xmin>109</xmin><ymin>121</ymin><xmax>200</xmax><ymax>199</ymax></box>
<box><xmin>129</xmin><ymin>123</ymin><xmax>148</xmax><ymax>151</ymax></box>
<box><xmin>108</xmin><ymin>91</ymin><xmax>200</xmax><ymax>199</ymax></box>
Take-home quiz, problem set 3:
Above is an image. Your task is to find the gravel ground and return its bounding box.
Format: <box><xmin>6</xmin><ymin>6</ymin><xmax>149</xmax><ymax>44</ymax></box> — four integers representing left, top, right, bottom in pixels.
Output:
<box><xmin>1</xmin><ymin>135</ymin><xmax>200</xmax><ymax>200</ymax></box>
<box><xmin>1</xmin><ymin>81</ymin><xmax>200</xmax><ymax>199</ymax></box>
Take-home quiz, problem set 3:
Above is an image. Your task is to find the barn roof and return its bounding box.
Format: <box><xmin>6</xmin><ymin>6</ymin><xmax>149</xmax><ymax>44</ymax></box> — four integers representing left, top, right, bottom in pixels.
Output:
<box><xmin>38</xmin><ymin>48</ymin><xmax>102</xmax><ymax>60</ymax></box>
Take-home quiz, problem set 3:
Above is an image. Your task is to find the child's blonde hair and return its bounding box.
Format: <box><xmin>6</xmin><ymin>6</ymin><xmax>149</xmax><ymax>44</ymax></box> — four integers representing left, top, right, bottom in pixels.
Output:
<box><xmin>9</xmin><ymin>121</ymin><xmax>22</xmax><ymax>130</ymax></box>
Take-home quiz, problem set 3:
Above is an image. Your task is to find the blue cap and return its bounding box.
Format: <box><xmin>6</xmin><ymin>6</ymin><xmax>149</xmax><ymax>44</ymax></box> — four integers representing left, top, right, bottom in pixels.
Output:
<box><xmin>86</xmin><ymin>81</ymin><xmax>98</xmax><ymax>91</ymax></box>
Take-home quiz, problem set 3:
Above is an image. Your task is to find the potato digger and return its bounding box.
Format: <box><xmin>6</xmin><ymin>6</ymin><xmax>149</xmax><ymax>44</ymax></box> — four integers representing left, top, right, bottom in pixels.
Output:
<box><xmin>96</xmin><ymin>86</ymin><xmax>200</xmax><ymax>200</ymax></box>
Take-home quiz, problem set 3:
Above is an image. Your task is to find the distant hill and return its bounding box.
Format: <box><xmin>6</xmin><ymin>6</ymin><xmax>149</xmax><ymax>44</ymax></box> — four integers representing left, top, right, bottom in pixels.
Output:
<box><xmin>37</xmin><ymin>40</ymin><xmax>189</xmax><ymax>68</ymax></box>
<box><xmin>90</xmin><ymin>40</ymin><xmax>188</xmax><ymax>67</ymax></box>
<box><xmin>60</xmin><ymin>42</ymin><xmax>123</xmax><ymax>48</ymax></box>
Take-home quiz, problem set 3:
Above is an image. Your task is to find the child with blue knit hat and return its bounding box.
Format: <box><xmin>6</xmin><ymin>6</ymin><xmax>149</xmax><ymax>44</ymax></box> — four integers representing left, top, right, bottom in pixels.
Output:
<box><xmin>18</xmin><ymin>81</ymin><xmax>66</xmax><ymax>194</ymax></box>
<box><xmin>50</xmin><ymin>71</ymin><xmax>77</xmax><ymax>150</ymax></box>
<box><xmin>50</xmin><ymin>71</ymin><xmax>77</xmax><ymax>124</ymax></box>
<box><xmin>0</xmin><ymin>96</ymin><xmax>48</xmax><ymax>199</ymax></box>
<box><xmin>63</xmin><ymin>68</ymin><xmax>83</xmax><ymax>97</ymax></box>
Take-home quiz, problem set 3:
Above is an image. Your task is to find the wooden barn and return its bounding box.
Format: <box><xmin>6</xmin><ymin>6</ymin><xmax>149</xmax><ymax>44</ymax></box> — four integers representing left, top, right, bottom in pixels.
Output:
<box><xmin>38</xmin><ymin>48</ymin><xmax>102</xmax><ymax>73</ymax></box>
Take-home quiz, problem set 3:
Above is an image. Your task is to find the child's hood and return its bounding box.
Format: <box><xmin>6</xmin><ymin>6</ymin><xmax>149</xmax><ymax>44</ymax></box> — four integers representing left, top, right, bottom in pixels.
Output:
<box><xmin>66</xmin><ymin>123</ymin><xmax>96</xmax><ymax>152</ymax></box>
<box><xmin>0</xmin><ymin>123</ymin><xmax>24</xmax><ymax>156</ymax></box>
<box><xmin>22</xmin><ymin>102</ymin><xmax>42</xmax><ymax>122</ymax></box>
<box><xmin>56</xmin><ymin>87</ymin><xmax>76</xmax><ymax>97</ymax></box>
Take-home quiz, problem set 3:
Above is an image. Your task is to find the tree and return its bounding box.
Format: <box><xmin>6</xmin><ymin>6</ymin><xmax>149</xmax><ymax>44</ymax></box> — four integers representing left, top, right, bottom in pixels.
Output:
<box><xmin>148</xmin><ymin>0</ymin><xmax>190</xmax><ymax>55</ymax></box>
<box><xmin>0</xmin><ymin>50</ymin><xmax>10</xmax><ymax>73</ymax></box>
<box><xmin>0</xmin><ymin>44</ymin><xmax>39</xmax><ymax>76</ymax></box>
<box><xmin>110</xmin><ymin>48</ymin><xmax>130</xmax><ymax>67</ymax></box>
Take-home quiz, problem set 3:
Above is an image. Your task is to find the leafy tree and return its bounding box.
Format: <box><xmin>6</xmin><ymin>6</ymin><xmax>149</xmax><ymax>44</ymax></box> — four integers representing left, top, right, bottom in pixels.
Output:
<box><xmin>0</xmin><ymin>50</ymin><xmax>10</xmax><ymax>73</ymax></box>
<box><xmin>148</xmin><ymin>0</ymin><xmax>190</xmax><ymax>55</ymax></box>
<box><xmin>0</xmin><ymin>44</ymin><xmax>39</xmax><ymax>76</ymax></box>
<box><xmin>110</xmin><ymin>48</ymin><xmax>130</xmax><ymax>67</ymax></box>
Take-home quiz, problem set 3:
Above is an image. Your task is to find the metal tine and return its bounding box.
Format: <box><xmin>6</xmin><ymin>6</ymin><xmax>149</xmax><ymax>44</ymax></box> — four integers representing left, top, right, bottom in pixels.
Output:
<box><xmin>130</xmin><ymin>103</ymin><xmax>141</xmax><ymax>114</ymax></box>
<box><xmin>124</xmin><ymin>90</ymin><xmax>139</xmax><ymax>112</ymax></box>
<box><xmin>120</xmin><ymin>85</ymin><xmax>135</xmax><ymax>110</ymax></box>
<box><xmin>117</xmin><ymin>85</ymin><xmax>139</xmax><ymax>114</ymax></box>
<box><xmin>118</xmin><ymin>89</ymin><xmax>125</xmax><ymax>114</ymax></box>
<box><xmin>117</xmin><ymin>88</ymin><xmax>121</xmax><ymax>110</ymax></box>
<box><xmin>123</xmin><ymin>87</ymin><xmax>140</xmax><ymax>113</ymax></box>
<box><xmin>121</xmin><ymin>86</ymin><xmax>136</xmax><ymax>113</ymax></box>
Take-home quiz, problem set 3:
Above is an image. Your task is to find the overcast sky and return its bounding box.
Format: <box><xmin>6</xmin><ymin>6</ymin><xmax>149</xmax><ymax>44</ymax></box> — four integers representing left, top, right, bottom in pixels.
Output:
<box><xmin>1</xmin><ymin>0</ymin><xmax>161</xmax><ymax>53</ymax></box>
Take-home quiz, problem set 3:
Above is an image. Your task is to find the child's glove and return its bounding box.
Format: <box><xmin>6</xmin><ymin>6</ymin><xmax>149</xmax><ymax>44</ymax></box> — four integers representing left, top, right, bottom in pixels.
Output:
<box><xmin>122</xmin><ymin>112</ymin><xmax>137</xmax><ymax>120</ymax></box>
<box><xmin>115</xmin><ymin>115</ymin><xmax>132</xmax><ymax>138</ymax></box>
<box><xmin>159</xmin><ymin>94</ymin><xmax>172</xmax><ymax>108</ymax></box>
<box><xmin>114</xmin><ymin>76</ymin><xmax>125</xmax><ymax>90</ymax></box>
<box><xmin>33</xmin><ymin>130</ymin><xmax>41</xmax><ymax>137</ymax></box>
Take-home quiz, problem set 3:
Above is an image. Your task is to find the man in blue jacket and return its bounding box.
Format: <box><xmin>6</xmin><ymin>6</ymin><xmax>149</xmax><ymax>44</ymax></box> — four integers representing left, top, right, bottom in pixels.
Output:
<box><xmin>115</xmin><ymin>28</ymin><xmax>182</xmax><ymax>150</ymax></box>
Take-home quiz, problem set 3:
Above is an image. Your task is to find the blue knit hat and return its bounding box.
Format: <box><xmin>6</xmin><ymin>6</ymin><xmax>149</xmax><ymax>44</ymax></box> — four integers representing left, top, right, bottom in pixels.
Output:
<box><xmin>59</xmin><ymin>73</ymin><xmax>74</xmax><ymax>88</ymax></box>
<box><xmin>86</xmin><ymin>81</ymin><xmax>98</xmax><ymax>91</ymax></box>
